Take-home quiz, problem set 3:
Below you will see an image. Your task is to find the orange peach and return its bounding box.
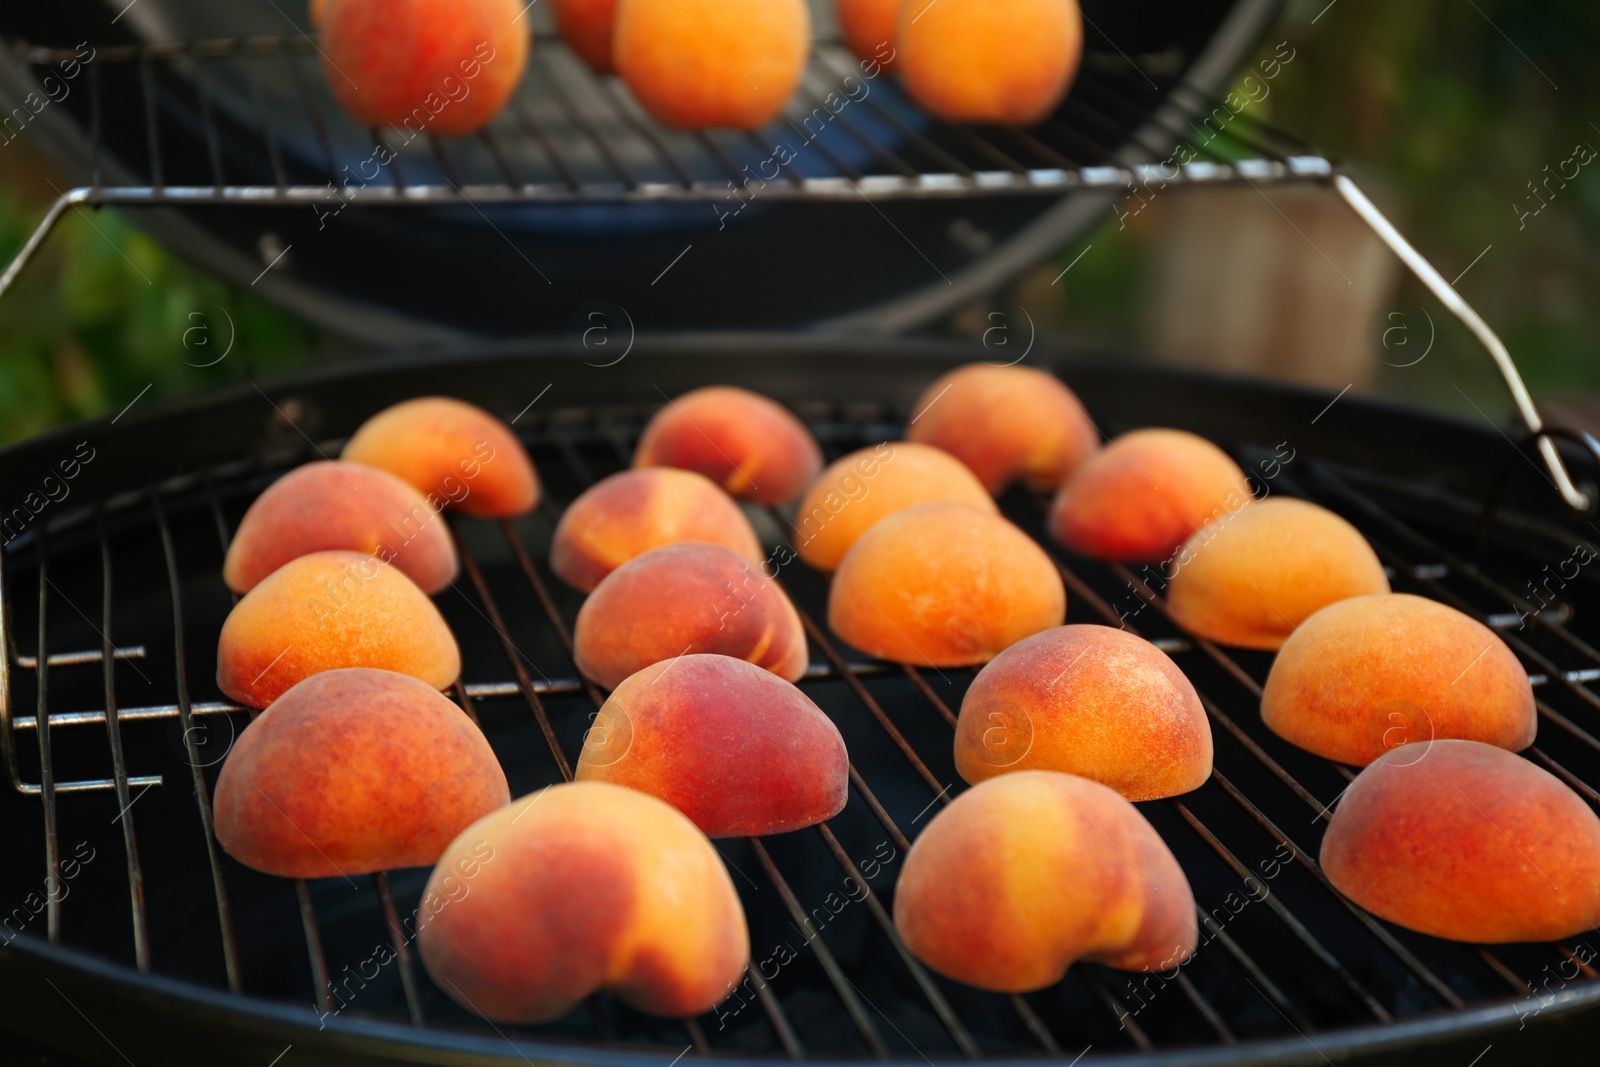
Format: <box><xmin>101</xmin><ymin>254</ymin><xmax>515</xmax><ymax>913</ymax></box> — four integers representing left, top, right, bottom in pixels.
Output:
<box><xmin>1049</xmin><ymin>429</ymin><xmax>1253</xmax><ymax>564</ymax></box>
<box><xmin>955</xmin><ymin>625</ymin><xmax>1211</xmax><ymax>800</ymax></box>
<box><xmin>575</xmin><ymin>654</ymin><xmax>847</xmax><ymax>836</ymax></box>
<box><xmin>217</xmin><ymin>550</ymin><xmax>461</xmax><ymax>708</ymax></box>
<box><xmin>906</xmin><ymin>364</ymin><xmax>1098</xmax><ymax>494</ymax></box>
<box><xmin>615</xmin><ymin>0</ymin><xmax>811</xmax><ymax>130</ymax></box>
<box><xmin>828</xmin><ymin>503</ymin><xmax>1065</xmax><ymax>667</ymax></box>
<box><xmin>1261</xmin><ymin>593</ymin><xmax>1535</xmax><ymax>766</ymax></box>
<box><xmin>794</xmin><ymin>442</ymin><xmax>994</xmax><ymax>572</ymax></box>
<box><xmin>899</xmin><ymin>0</ymin><xmax>1083</xmax><ymax>125</ymax></box>
<box><xmin>1166</xmin><ymin>498</ymin><xmax>1390</xmax><ymax>651</ymax></box>
<box><xmin>554</xmin><ymin>0</ymin><xmax>622</xmax><ymax>73</ymax></box>
<box><xmin>635</xmin><ymin>386</ymin><xmax>823</xmax><ymax>505</ymax></box>
<box><xmin>574</xmin><ymin>543</ymin><xmax>806</xmax><ymax>689</ymax></box>
<box><xmin>836</xmin><ymin>0</ymin><xmax>901</xmax><ymax>71</ymax></box>
<box><xmin>417</xmin><ymin>781</ymin><xmax>749</xmax><ymax>1023</ymax></box>
<box><xmin>320</xmin><ymin>0</ymin><xmax>529</xmax><ymax>137</ymax></box>
<box><xmin>550</xmin><ymin>468</ymin><xmax>763</xmax><ymax>593</ymax></box>
<box><xmin>214</xmin><ymin>669</ymin><xmax>507</xmax><ymax>879</ymax></box>
<box><xmin>223</xmin><ymin>461</ymin><xmax>458</xmax><ymax>595</ymax></box>
<box><xmin>1322</xmin><ymin>740</ymin><xmax>1600</xmax><ymax>942</ymax></box>
<box><xmin>895</xmin><ymin>771</ymin><xmax>1196</xmax><ymax>992</ymax></box>
<box><xmin>342</xmin><ymin>397</ymin><xmax>540</xmax><ymax>518</ymax></box>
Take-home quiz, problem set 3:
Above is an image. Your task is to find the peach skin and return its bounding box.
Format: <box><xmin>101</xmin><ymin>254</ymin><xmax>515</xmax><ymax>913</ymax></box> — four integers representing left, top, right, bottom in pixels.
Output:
<box><xmin>828</xmin><ymin>502</ymin><xmax>1065</xmax><ymax>667</ymax></box>
<box><xmin>342</xmin><ymin>396</ymin><xmax>540</xmax><ymax>518</ymax></box>
<box><xmin>575</xmin><ymin>654</ymin><xmax>847</xmax><ymax>837</ymax></box>
<box><xmin>1049</xmin><ymin>429</ymin><xmax>1254</xmax><ymax>564</ymax></box>
<box><xmin>955</xmin><ymin>625</ymin><xmax>1211</xmax><ymax>800</ymax></box>
<box><xmin>895</xmin><ymin>771</ymin><xmax>1197</xmax><ymax>992</ymax></box>
<box><xmin>217</xmin><ymin>550</ymin><xmax>461</xmax><ymax>708</ymax></box>
<box><xmin>615</xmin><ymin>0</ymin><xmax>811</xmax><ymax>130</ymax></box>
<box><xmin>417</xmin><ymin>781</ymin><xmax>750</xmax><ymax>1023</ymax></box>
<box><xmin>574</xmin><ymin>543</ymin><xmax>807</xmax><ymax>689</ymax></box>
<box><xmin>635</xmin><ymin>386</ymin><xmax>823</xmax><ymax>505</ymax></box>
<box><xmin>836</xmin><ymin>0</ymin><xmax>901</xmax><ymax>71</ymax></box>
<box><xmin>214</xmin><ymin>669</ymin><xmax>508</xmax><ymax>879</ymax></box>
<box><xmin>551</xmin><ymin>468</ymin><xmax>763</xmax><ymax>593</ymax></box>
<box><xmin>1322</xmin><ymin>740</ymin><xmax>1600</xmax><ymax>942</ymax></box>
<box><xmin>320</xmin><ymin>0</ymin><xmax>529</xmax><ymax>137</ymax></box>
<box><xmin>223</xmin><ymin>461</ymin><xmax>458</xmax><ymax>595</ymax></box>
<box><xmin>898</xmin><ymin>0</ymin><xmax>1083</xmax><ymax>125</ymax></box>
<box><xmin>1262</xmin><ymin>593</ymin><xmax>1535</xmax><ymax>766</ymax></box>
<box><xmin>906</xmin><ymin>364</ymin><xmax>1098</xmax><ymax>494</ymax></box>
<box><xmin>794</xmin><ymin>442</ymin><xmax>994</xmax><ymax>572</ymax></box>
<box><xmin>1165</xmin><ymin>497</ymin><xmax>1390</xmax><ymax>651</ymax></box>
<box><xmin>554</xmin><ymin>0</ymin><xmax>621</xmax><ymax>73</ymax></box>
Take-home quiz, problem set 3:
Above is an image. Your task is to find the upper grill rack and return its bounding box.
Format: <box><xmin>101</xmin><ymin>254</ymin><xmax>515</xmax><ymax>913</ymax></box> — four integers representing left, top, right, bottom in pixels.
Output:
<box><xmin>4</xmin><ymin>384</ymin><xmax>1600</xmax><ymax>1063</ymax></box>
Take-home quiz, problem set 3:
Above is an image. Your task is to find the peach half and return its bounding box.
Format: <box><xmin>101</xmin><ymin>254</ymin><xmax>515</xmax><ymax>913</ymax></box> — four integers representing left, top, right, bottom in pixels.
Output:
<box><xmin>216</xmin><ymin>550</ymin><xmax>461</xmax><ymax>708</ymax></box>
<box><xmin>550</xmin><ymin>468</ymin><xmax>763</xmax><ymax>593</ymax></box>
<box><xmin>1165</xmin><ymin>497</ymin><xmax>1390</xmax><ymax>651</ymax></box>
<box><xmin>214</xmin><ymin>669</ymin><xmax>508</xmax><ymax>879</ymax></box>
<box><xmin>574</xmin><ymin>542</ymin><xmax>807</xmax><ymax>690</ymax></box>
<box><xmin>1049</xmin><ymin>429</ymin><xmax>1254</xmax><ymax>564</ymax></box>
<box><xmin>955</xmin><ymin>625</ymin><xmax>1211</xmax><ymax>800</ymax></box>
<box><xmin>417</xmin><ymin>781</ymin><xmax>749</xmax><ymax>1023</ymax></box>
<box><xmin>635</xmin><ymin>386</ymin><xmax>823</xmax><ymax>505</ymax></box>
<box><xmin>342</xmin><ymin>396</ymin><xmax>540</xmax><ymax>518</ymax></box>
<box><xmin>794</xmin><ymin>442</ymin><xmax>994</xmax><ymax>572</ymax></box>
<box><xmin>223</xmin><ymin>461</ymin><xmax>458</xmax><ymax>595</ymax></box>
<box><xmin>895</xmin><ymin>770</ymin><xmax>1197</xmax><ymax>992</ymax></box>
<box><xmin>575</xmin><ymin>654</ymin><xmax>848</xmax><ymax>837</ymax></box>
<box><xmin>1262</xmin><ymin>593</ymin><xmax>1536</xmax><ymax>766</ymax></box>
<box><xmin>828</xmin><ymin>503</ymin><xmax>1065</xmax><ymax>667</ymax></box>
<box><xmin>1322</xmin><ymin>740</ymin><xmax>1600</xmax><ymax>942</ymax></box>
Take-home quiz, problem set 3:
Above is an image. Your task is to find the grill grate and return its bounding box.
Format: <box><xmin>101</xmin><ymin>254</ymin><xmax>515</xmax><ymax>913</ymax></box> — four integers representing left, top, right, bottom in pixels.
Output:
<box><xmin>3</xmin><ymin>391</ymin><xmax>1600</xmax><ymax>1062</ymax></box>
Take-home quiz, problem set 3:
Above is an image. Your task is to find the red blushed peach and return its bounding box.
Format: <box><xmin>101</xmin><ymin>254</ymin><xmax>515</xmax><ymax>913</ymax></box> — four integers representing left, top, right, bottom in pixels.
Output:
<box><xmin>899</xmin><ymin>0</ymin><xmax>1083</xmax><ymax>126</ymax></box>
<box><xmin>217</xmin><ymin>550</ymin><xmax>461</xmax><ymax>708</ymax></box>
<box><xmin>895</xmin><ymin>771</ymin><xmax>1197</xmax><ymax>992</ymax></box>
<box><xmin>417</xmin><ymin>781</ymin><xmax>749</xmax><ymax>1023</ymax></box>
<box><xmin>214</xmin><ymin>669</ymin><xmax>507</xmax><ymax>879</ymax></box>
<box><xmin>1262</xmin><ymin>594</ymin><xmax>1536</xmax><ymax>766</ymax></box>
<box><xmin>906</xmin><ymin>364</ymin><xmax>1098</xmax><ymax>495</ymax></box>
<box><xmin>634</xmin><ymin>386</ymin><xmax>823</xmax><ymax>506</ymax></box>
<box><xmin>794</xmin><ymin>442</ymin><xmax>995</xmax><ymax>572</ymax></box>
<box><xmin>1049</xmin><ymin>429</ymin><xmax>1254</xmax><ymax>564</ymax></box>
<box><xmin>555</xmin><ymin>0</ymin><xmax>622</xmax><ymax>73</ymax></box>
<box><xmin>575</xmin><ymin>654</ymin><xmax>847</xmax><ymax>837</ymax></box>
<box><xmin>1165</xmin><ymin>498</ymin><xmax>1390</xmax><ymax>651</ymax></box>
<box><xmin>342</xmin><ymin>397</ymin><xmax>540</xmax><ymax>518</ymax></box>
<box><xmin>223</xmin><ymin>461</ymin><xmax>458</xmax><ymax>595</ymax></box>
<box><xmin>574</xmin><ymin>543</ymin><xmax>807</xmax><ymax>690</ymax></box>
<box><xmin>320</xmin><ymin>0</ymin><xmax>529</xmax><ymax>137</ymax></box>
<box><xmin>828</xmin><ymin>503</ymin><xmax>1065</xmax><ymax>667</ymax></box>
<box><xmin>615</xmin><ymin>0</ymin><xmax>811</xmax><ymax>130</ymax></box>
<box><xmin>955</xmin><ymin>625</ymin><xmax>1211</xmax><ymax>800</ymax></box>
<box><xmin>1322</xmin><ymin>741</ymin><xmax>1600</xmax><ymax>942</ymax></box>
<box><xmin>837</xmin><ymin>0</ymin><xmax>901</xmax><ymax>71</ymax></box>
<box><xmin>550</xmin><ymin>468</ymin><xmax>763</xmax><ymax>593</ymax></box>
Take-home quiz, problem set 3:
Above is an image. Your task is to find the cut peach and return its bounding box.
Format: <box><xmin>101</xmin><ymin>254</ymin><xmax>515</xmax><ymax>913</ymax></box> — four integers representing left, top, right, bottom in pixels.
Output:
<box><xmin>955</xmin><ymin>625</ymin><xmax>1211</xmax><ymax>800</ymax></box>
<box><xmin>574</xmin><ymin>542</ymin><xmax>806</xmax><ymax>689</ymax></box>
<box><xmin>895</xmin><ymin>770</ymin><xmax>1197</xmax><ymax>992</ymax></box>
<box><xmin>342</xmin><ymin>397</ymin><xmax>540</xmax><ymax>518</ymax></box>
<box><xmin>417</xmin><ymin>781</ymin><xmax>749</xmax><ymax>1023</ymax></box>
<box><xmin>554</xmin><ymin>0</ymin><xmax>621</xmax><ymax>73</ymax></box>
<box><xmin>216</xmin><ymin>550</ymin><xmax>461</xmax><ymax>708</ymax></box>
<box><xmin>574</xmin><ymin>654</ymin><xmax>847</xmax><ymax>837</ymax></box>
<box><xmin>550</xmin><ymin>468</ymin><xmax>763</xmax><ymax>593</ymax></box>
<box><xmin>1322</xmin><ymin>740</ymin><xmax>1600</xmax><ymax>942</ymax></box>
<box><xmin>1049</xmin><ymin>429</ymin><xmax>1253</xmax><ymax>564</ymax></box>
<box><xmin>223</xmin><ymin>461</ymin><xmax>458</xmax><ymax>595</ymax></box>
<box><xmin>794</xmin><ymin>442</ymin><xmax>994</xmax><ymax>572</ymax></box>
<box><xmin>1166</xmin><ymin>497</ymin><xmax>1389</xmax><ymax>651</ymax></box>
<box><xmin>635</xmin><ymin>386</ymin><xmax>822</xmax><ymax>505</ymax></box>
<box><xmin>899</xmin><ymin>0</ymin><xmax>1083</xmax><ymax>126</ymax></box>
<box><xmin>214</xmin><ymin>669</ymin><xmax>507</xmax><ymax>879</ymax></box>
<box><xmin>828</xmin><ymin>502</ymin><xmax>1065</xmax><ymax>667</ymax></box>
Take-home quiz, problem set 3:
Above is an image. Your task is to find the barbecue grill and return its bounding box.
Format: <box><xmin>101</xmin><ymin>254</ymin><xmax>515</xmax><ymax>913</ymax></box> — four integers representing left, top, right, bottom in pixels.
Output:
<box><xmin>4</xmin><ymin>2</ymin><xmax>1600</xmax><ymax>1066</ymax></box>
